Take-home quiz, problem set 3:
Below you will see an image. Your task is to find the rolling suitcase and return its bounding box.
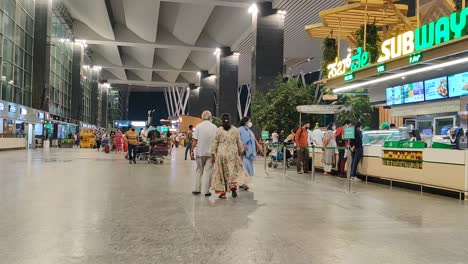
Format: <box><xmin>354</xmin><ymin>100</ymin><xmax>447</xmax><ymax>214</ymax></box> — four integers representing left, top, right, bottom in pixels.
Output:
<box><xmin>104</xmin><ymin>144</ymin><xmax>110</xmax><ymax>154</ymax></box>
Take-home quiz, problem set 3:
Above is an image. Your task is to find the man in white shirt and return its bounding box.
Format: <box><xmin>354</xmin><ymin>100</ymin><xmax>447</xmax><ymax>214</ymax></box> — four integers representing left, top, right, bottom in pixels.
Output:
<box><xmin>141</xmin><ymin>125</ymin><xmax>149</xmax><ymax>143</ymax></box>
<box><xmin>311</xmin><ymin>124</ymin><xmax>324</xmax><ymax>147</ymax></box>
<box><xmin>271</xmin><ymin>129</ymin><xmax>279</xmax><ymax>143</ymax></box>
<box><xmin>192</xmin><ymin>110</ymin><xmax>218</xmax><ymax>196</ymax></box>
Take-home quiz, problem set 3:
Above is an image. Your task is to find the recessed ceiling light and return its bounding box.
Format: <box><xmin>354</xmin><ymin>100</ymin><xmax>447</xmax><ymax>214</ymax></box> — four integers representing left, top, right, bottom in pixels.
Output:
<box><xmin>248</xmin><ymin>4</ymin><xmax>258</xmax><ymax>14</ymax></box>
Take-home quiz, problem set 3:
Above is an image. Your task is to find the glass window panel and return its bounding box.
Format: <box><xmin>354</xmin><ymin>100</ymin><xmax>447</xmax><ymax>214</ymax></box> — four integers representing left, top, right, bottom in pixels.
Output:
<box><xmin>14</xmin><ymin>87</ymin><xmax>21</xmax><ymax>104</ymax></box>
<box><xmin>16</xmin><ymin>5</ymin><xmax>25</xmax><ymax>29</ymax></box>
<box><xmin>0</xmin><ymin>0</ymin><xmax>4</xmax><ymax>11</ymax></box>
<box><xmin>19</xmin><ymin>28</ymin><xmax>24</xmax><ymax>47</ymax></box>
<box><xmin>3</xmin><ymin>38</ymin><xmax>13</xmax><ymax>61</ymax></box>
<box><xmin>2</xmin><ymin>83</ymin><xmax>12</xmax><ymax>101</ymax></box>
<box><xmin>23</xmin><ymin>91</ymin><xmax>30</xmax><ymax>106</ymax></box>
<box><xmin>0</xmin><ymin>12</ymin><xmax>3</xmax><ymax>35</ymax></box>
<box><xmin>5</xmin><ymin>0</ymin><xmax>15</xmax><ymax>17</ymax></box>
<box><xmin>24</xmin><ymin>53</ymin><xmax>31</xmax><ymax>72</ymax></box>
<box><xmin>25</xmin><ymin>33</ymin><xmax>32</xmax><ymax>53</ymax></box>
<box><xmin>15</xmin><ymin>47</ymin><xmax>23</xmax><ymax>67</ymax></box>
<box><xmin>3</xmin><ymin>61</ymin><xmax>13</xmax><ymax>81</ymax></box>
<box><xmin>4</xmin><ymin>15</ymin><xmax>14</xmax><ymax>39</ymax></box>
<box><xmin>14</xmin><ymin>24</ymin><xmax>20</xmax><ymax>44</ymax></box>
<box><xmin>26</xmin><ymin>15</ymin><xmax>33</xmax><ymax>34</ymax></box>
<box><xmin>0</xmin><ymin>34</ymin><xmax>3</xmax><ymax>58</ymax></box>
<box><xmin>24</xmin><ymin>72</ymin><xmax>30</xmax><ymax>92</ymax></box>
<box><xmin>435</xmin><ymin>117</ymin><xmax>455</xmax><ymax>136</ymax></box>
<box><xmin>14</xmin><ymin>67</ymin><xmax>22</xmax><ymax>87</ymax></box>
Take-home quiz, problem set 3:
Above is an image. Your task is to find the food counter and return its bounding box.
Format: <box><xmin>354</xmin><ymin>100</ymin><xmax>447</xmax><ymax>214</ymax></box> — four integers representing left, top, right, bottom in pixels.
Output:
<box><xmin>0</xmin><ymin>138</ymin><xmax>26</xmax><ymax>150</ymax></box>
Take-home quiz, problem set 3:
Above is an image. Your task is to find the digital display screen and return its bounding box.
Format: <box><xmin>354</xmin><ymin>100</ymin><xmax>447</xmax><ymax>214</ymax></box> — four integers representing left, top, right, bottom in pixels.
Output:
<box><xmin>386</xmin><ymin>86</ymin><xmax>404</xmax><ymax>106</ymax></box>
<box><xmin>403</xmin><ymin>81</ymin><xmax>424</xmax><ymax>103</ymax></box>
<box><xmin>424</xmin><ymin>76</ymin><xmax>448</xmax><ymax>101</ymax></box>
<box><xmin>448</xmin><ymin>72</ymin><xmax>468</xmax><ymax>98</ymax></box>
<box><xmin>34</xmin><ymin>124</ymin><xmax>43</xmax><ymax>136</ymax></box>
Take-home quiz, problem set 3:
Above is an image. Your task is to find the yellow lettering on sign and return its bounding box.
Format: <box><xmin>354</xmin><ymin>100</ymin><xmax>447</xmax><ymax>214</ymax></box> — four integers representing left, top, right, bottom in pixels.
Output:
<box><xmin>378</xmin><ymin>31</ymin><xmax>414</xmax><ymax>63</ymax></box>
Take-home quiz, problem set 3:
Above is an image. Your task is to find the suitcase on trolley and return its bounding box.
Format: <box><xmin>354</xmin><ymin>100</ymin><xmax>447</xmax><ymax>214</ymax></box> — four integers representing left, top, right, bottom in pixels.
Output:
<box><xmin>104</xmin><ymin>144</ymin><xmax>110</xmax><ymax>154</ymax></box>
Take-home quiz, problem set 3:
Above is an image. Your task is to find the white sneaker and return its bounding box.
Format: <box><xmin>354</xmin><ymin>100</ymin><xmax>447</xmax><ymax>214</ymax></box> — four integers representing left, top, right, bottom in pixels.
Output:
<box><xmin>351</xmin><ymin>177</ymin><xmax>361</xmax><ymax>181</ymax></box>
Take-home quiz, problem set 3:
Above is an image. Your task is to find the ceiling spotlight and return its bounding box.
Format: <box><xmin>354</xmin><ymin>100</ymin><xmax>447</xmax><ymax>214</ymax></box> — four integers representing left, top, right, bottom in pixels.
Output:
<box><xmin>213</xmin><ymin>48</ymin><xmax>221</xmax><ymax>56</ymax></box>
<box><xmin>212</xmin><ymin>75</ymin><xmax>217</xmax><ymax>79</ymax></box>
<box><xmin>197</xmin><ymin>71</ymin><xmax>201</xmax><ymax>76</ymax></box>
<box><xmin>277</xmin><ymin>10</ymin><xmax>287</xmax><ymax>15</ymax></box>
<box><xmin>401</xmin><ymin>76</ymin><xmax>406</xmax><ymax>80</ymax></box>
<box><xmin>248</xmin><ymin>4</ymin><xmax>258</xmax><ymax>14</ymax></box>
<box><xmin>347</xmin><ymin>47</ymin><xmax>354</xmax><ymax>53</ymax></box>
<box><xmin>234</xmin><ymin>52</ymin><xmax>240</xmax><ymax>56</ymax></box>
<box><xmin>93</xmin><ymin>66</ymin><xmax>102</xmax><ymax>71</ymax></box>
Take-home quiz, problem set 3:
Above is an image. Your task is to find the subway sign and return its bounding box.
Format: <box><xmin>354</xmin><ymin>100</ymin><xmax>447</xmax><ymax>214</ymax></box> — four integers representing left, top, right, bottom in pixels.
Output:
<box><xmin>327</xmin><ymin>7</ymin><xmax>468</xmax><ymax>79</ymax></box>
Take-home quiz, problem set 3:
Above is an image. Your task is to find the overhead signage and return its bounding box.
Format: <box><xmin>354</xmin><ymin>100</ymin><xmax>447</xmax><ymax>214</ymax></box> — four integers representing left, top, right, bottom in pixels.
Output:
<box><xmin>403</xmin><ymin>82</ymin><xmax>424</xmax><ymax>104</ymax></box>
<box><xmin>0</xmin><ymin>102</ymin><xmax>4</xmax><ymax>111</ymax></box>
<box><xmin>8</xmin><ymin>105</ymin><xmax>16</xmax><ymax>113</ymax></box>
<box><xmin>20</xmin><ymin>108</ymin><xmax>27</xmax><ymax>115</ymax></box>
<box><xmin>344</xmin><ymin>126</ymin><xmax>355</xmax><ymax>140</ymax></box>
<box><xmin>37</xmin><ymin>112</ymin><xmax>44</xmax><ymax>119</ymax></box>
<box><xmin>344</xmin><ymin>72</ymin><xmax>355</xmax><ymax>81</ymax></box>
<box><xmin>327</xmin><ymin>47</ymin><xmax>370</xmax><ymax>78</ymax></box>
<box><xmin>261</xmin><ymin>131</ymin><xmax>269</xmax><ymax>140</ymax></box>
<box><xmin>326</xmin><ymin>7</ymin><xmax>468</xmax><ymax>79</ymax></box>
<box><xmin>386</xmin><ymin>86</ymin><xmax>404</xmax><ymax>106</ymax></box>
<box><xmin>377</xmin><ymin>64</ymin><xmax>386</xmax><ymax>73</ymax></box>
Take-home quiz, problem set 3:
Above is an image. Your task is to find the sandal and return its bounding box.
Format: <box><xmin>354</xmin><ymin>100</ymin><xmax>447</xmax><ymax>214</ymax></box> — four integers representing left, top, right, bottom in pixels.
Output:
<box><xmin>231</xmin><ymin>188</ymin><xmax>238</xmax><ymax>198</ymax></box>
<box><xmin>219</xmin><ymin>193</ymin><xmax>227</xmax><ymax>199</ymax></box>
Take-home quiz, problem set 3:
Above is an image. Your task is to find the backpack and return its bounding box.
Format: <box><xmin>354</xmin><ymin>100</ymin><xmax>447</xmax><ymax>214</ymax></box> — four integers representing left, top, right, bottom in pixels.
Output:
<box><xmin>336</xmin><ymin>132</ymin><xmax>345</xmax><ymax>147</ymax></box>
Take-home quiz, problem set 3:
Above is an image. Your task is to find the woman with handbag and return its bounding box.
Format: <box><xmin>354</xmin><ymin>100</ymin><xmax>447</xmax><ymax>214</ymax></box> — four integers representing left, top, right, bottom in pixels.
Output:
<box><xmin>322</xmin><ymin>123</ymin><xmax>337</xmax><ymax>176</ymax></box>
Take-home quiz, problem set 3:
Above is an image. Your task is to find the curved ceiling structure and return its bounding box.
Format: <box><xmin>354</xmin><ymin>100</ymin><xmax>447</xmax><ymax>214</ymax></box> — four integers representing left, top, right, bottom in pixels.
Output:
<box><xmin>65</xmin><ymin>0</ymin><xmax>348</xmax><ymax>89</ymax></box>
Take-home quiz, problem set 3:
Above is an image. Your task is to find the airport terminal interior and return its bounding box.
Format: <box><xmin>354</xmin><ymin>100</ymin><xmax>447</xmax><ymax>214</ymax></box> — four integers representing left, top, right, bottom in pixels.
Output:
<box><xmin>2</xmin><ymin>0</ymin><xmax>468</xmax><ymax>263</ymax></box>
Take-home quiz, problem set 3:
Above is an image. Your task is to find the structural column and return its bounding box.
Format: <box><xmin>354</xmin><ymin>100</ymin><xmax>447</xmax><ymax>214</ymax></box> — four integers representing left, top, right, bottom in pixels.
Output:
<box><xmin>188</xmin><ymin>71</ymin><xmax>216</xmax><ymax>118</ymax></box>
<box><xmin>216</xmin><ymin>47</ymin><xmax>239</xmax><ymax>121</ymax></box>
<box><xmin>32</xmin><ymin>0</ymin><xmax>53</xmax><ymax>111</ymax></box>
<box><xmin>71</xmin><ymin>43</ymin><xmax>83</xmax><ymax>121</ymax></box>
<box><xmin>251</xmin><ymin>2</ymin><xmax>284</xmax><ymax>93</ymax></box>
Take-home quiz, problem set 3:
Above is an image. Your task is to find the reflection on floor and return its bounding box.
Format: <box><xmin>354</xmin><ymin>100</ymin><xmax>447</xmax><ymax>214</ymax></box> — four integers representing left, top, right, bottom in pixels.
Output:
<box><xmin>0</xmin><ymin>148</ymin><xmax>467</xmax><ymax>264</ymax></box>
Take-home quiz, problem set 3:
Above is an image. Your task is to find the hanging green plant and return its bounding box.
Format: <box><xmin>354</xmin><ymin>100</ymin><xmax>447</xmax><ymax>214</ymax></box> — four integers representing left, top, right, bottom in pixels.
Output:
<box><xmin>320</xmin><ymin>37</ymin><xmax>337</xmax><ymax>78</ymax></box>
<box><xmin>355</xmin><ymin>24</ymin><xmax>380</xmax><ymax>63</ymax></box>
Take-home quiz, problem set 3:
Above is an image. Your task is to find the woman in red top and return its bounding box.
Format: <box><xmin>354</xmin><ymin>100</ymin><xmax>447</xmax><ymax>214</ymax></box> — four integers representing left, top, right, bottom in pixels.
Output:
<box><xmin>295</xmin><ymin>122</ymin><xmax>310</xmax><ymax>174</ymax></box>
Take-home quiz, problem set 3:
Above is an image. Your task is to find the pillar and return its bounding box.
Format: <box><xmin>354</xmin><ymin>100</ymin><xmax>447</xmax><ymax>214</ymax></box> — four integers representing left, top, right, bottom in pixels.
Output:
<box><xmin>216</xmin><ymin>47</ymin><xmax>239</xmax><ymax>121</ymax></box>
<box><xmin>71</xmin><ymin>43</ymin><xmax>83</xmax><ymax>121</ymax></box>
<box><xmin>251</xmin><ymin>2</ymin><xmax>284</xmax><ymax>93</ymax></box>
<box><xmin>32</xmin><ymin>0</ymin><xmax>53</xmax><ymax>111</ymax></box>
<box><xmin>191</xmin><ymin>70</ymin><xmax>216</xmax><ymax>118</ymax></box>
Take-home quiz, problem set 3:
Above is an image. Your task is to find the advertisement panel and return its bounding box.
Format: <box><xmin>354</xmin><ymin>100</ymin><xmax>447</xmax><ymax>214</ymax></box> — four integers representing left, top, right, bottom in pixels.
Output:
<box><xmin>424</xmin><ymin>77</ymin><xmax>448</xmax><ymax>101</ymax></box>
<box><xmin>386</xmin><ymin>86</ymin><xmax>403</xmax><ymax>106</ymax></box>
<box><xmin>403</xmin><ymin>81</ymin><xmax>424</xmax><ymax>103</ymax></box>
<box><xmin>448</xmin><ymin>72</ymin><xmax>468</xmax><ymax>97</ymax></box>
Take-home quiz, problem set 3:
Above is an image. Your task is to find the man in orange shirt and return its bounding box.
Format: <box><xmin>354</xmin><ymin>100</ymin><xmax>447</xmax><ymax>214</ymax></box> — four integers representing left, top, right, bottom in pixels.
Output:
<box><xmin>124</xmin><ymin>125</ymin><xmax>140</xmax><ymax>164</ymax></box>
<box><xmin>295</xmin><ymin>122</ymin><xmax>310</xmax><ymax>174</ymax></box>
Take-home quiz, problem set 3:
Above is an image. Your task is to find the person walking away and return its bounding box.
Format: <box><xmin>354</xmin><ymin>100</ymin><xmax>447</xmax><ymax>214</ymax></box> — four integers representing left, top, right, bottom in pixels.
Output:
<box><xmin>175</xmin><ymin>134</ymin><xmax>180</xmax><ymax>148</ymax></box>
<box><xmin>271</xmin><ymin>129</ymin><xmax>279</xmax><ymax>143</ymax></box>
<box><xmin>101</xmin><ymin>130</ymin><xmax>110</xmax><ymax>152</ymax></box>
<box><xmin>295</xmin><ymin>122</ymin><xmax>310</xmax><ymax>174</ymax></box>
<box><xmin>124</xmin><ymin>125</ymin><xmax>139</xmax><ymax>164</ymax></box>
<box><xmin>148</xmin><ymin>125</ymin><xmax>161</xmax><ymax>142</ymax></box>
<box><xmin>322</xmin><ymin>123</ymin><xmax>337</xmax><ymax>176</ymax></box>
<box><xmin>141</xmin><ymin>125</ymin><xmax>149</xmax><ymax>143</ymax></box>
<box><xmin>114</xmin><ymin>130</ymin><xmax>123</xmax><ymax>152</ymax></box>
<box><xmin>185</xmin><ymin>125</ymin><xmax>194</xmax><ymax>160</ymax></box>
<box><xmin>239</xmin><ymin>116</ymin><xmax>257</xmax><ymax>191</ymax></box>
<box><xmin>95</xmin><ymin>130</ymin><xmax>102</xmax><ymax>151</ymax></box>
<box><xmin>211</xmin><ymin>113</ymin><xmax>247</xmax><ymax>199</ymax></box>
<box><xmin>335</xmin><ymin>120</ymin><xmax>351</xmax><ymax>177</ymax></box>
<box><xmin>350</xmin><ymin>122</ymin><xmax>363</xmax><ymax>181</ymax></box>
<box><xmin>192</xmin><ymin>111</ymin><xmax>217</xmax><ymax>196</ymax></box>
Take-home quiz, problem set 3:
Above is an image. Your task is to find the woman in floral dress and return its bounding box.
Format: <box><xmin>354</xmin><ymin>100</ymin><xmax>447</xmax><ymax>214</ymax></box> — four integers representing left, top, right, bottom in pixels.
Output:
<box><xmin>114</xmin><ymin>130</ymin><xmax>123</xmax><ymax>152</ymax></box>
<box><xmin>211</xmin><ymin>113</ymin><xmax>247</xmax><ymax>199</ymax></box>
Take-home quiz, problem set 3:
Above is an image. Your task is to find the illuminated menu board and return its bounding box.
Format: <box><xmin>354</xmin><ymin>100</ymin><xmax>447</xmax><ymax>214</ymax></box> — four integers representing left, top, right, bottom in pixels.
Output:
<box><xmin>386</xmin><ymin>86</ymin><xmax>404</xmax><ymax>106</ymax></box>
<box><xmin>424</xmin><ymin>76</ymin><xmax>448</xmax><ymax>101</ymax></box>
<box><xmin>403</xmin><ymin>81</ymin><xmax>424</xmax><ymax>103</ymax></box>
<box><xmin>448</xmin><ymin>72</ymin><xmax>468</xmax><ymax>98</ymax></box>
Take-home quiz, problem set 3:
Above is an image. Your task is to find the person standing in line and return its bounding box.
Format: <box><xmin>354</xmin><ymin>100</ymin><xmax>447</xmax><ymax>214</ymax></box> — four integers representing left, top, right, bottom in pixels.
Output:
<box><xmin>124</xmin><ymin>125</ymin><xmax>139</xmax><ymax>164</ymax></box>
<box><xmin>284</xmin><ymin>129</ymin><xmax>295</xmax><ymax>143</ymax></box>
<box><xmin>279</xmin><ymin>130</ymin><xmax>286</xmax><ymax>143</ymax></box>
<box><xmin>350</xmin><ymin>122</ymin><xmax>363</xmax><ymax>181</ymax></box>
<box><xmin>239</xmin><ymin>116</ymin><xmax>257</xmax><ymax>191</ymax></box>
<box><xmin>322</xmin><ymin>123</ymin><xmax>337</xmax><ymax>176</ymax></box>
<box><xmin>211</xmin><ymin>113</ymin><xmax>247</xmax><ymax>199</ymax></box>
<box><xmin>192</xmin><ymin>111</ymin><xmax>217</xmax><ymax>196</ymax></box>
<box><xmin>185</xmin><ymin>125</ymin><xmax>194</xmax><ymax>160</ymax></box>
<box><xmin>271</xmin><ymin>129</ymin><xmax>279</xmax><ymax>143</ymax></box>
<box><xmin>114</xmin><ymin>130</ymin><xmax>122</xmax><ymax>152</ymax></box>
<box><xmin>295</xmin><ymin>122</ymin><xmax>311</xmax><ymax>174</ymax></box>
<box><xmin>335</xmin><ymin>120</ymin><xmax>351</xmax><ymax>178</ymax></box>
<box><xmin>311</xmin><ymin>123</ymin><xmax>324</xmax><ymax>147</ymax></box>
<box><xmin>109</xmin><ymin>130</ymin><xmax>115</xmax><ymax>151</ymax></box>
<box><xmin>101</xmin><ymin>130</ymin><xmax>110</xmax><ymax>151</ymax></box>
<box><xmin>141</xmin><ymin>125</ymin><xmax>149</xmax><ymax>143</ymax></box>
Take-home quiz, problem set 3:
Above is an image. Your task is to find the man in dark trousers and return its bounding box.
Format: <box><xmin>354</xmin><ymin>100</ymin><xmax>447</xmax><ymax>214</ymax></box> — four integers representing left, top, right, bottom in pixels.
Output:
<box><xmin>295</xmin><ymin>122</ymin><xmax>310</xmax><ymax>174</ymax></box>
<box><xmin>335</xmin><ymin>120</ymin><xmax>351</xmax><ymax>178</ymax></box>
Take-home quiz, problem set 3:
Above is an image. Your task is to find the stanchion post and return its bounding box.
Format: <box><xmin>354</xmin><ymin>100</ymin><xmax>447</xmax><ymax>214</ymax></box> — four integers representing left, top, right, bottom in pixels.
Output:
<box><xmin>346</xmin><ymin>146</ymin><xmax>352</xmax><ymax>193</ymax></box>
<box><xmin>264</xmin><ymin>143</ymin><xmax>267</xmax><ymax>172</ymax></box>
<box><xmin>283</xmin><ymin>144</ymin><xmax>287</xmax><ymax>175</ymax></box>
<box><xmin>312</xmin><ymin>145</ymin><xmax>315</xmax><ymax>181</ymax></box>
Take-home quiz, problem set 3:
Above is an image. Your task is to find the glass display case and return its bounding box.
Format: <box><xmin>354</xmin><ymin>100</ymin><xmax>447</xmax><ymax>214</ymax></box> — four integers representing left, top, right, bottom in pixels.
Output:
<box><xmin>362</xmin><ymin>129</ymin><xmax>410</xmax><ymax>146</ymax></box>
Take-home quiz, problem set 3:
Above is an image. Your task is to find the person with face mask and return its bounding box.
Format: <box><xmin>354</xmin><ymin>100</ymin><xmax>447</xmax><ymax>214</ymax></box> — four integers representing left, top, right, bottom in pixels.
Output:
<box><xmin>124</xmin><ymin>125</ymin><xmax>139</xmax><ymax>164</ymax></box>
<box><xmin>239</xmin><ymin>116</ymin><xmax>257</xmax><ymax>191</ymax></box>
<box><xmin>322</xmin><ymin>123</ymin><xmax>337</xmax><ymax>176</ymax></box>
<box><xmin>295</xmin><ymin>122</ymin><xmax>311</xmax><ymax>174</ymax></box>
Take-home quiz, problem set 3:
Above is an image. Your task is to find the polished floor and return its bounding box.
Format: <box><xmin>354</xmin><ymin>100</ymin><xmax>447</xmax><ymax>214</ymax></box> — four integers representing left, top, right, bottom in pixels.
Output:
<box><xmin>1</xmin><ymin>148</ymin><xmax>468</xmax><ymax>264</ymax></box>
